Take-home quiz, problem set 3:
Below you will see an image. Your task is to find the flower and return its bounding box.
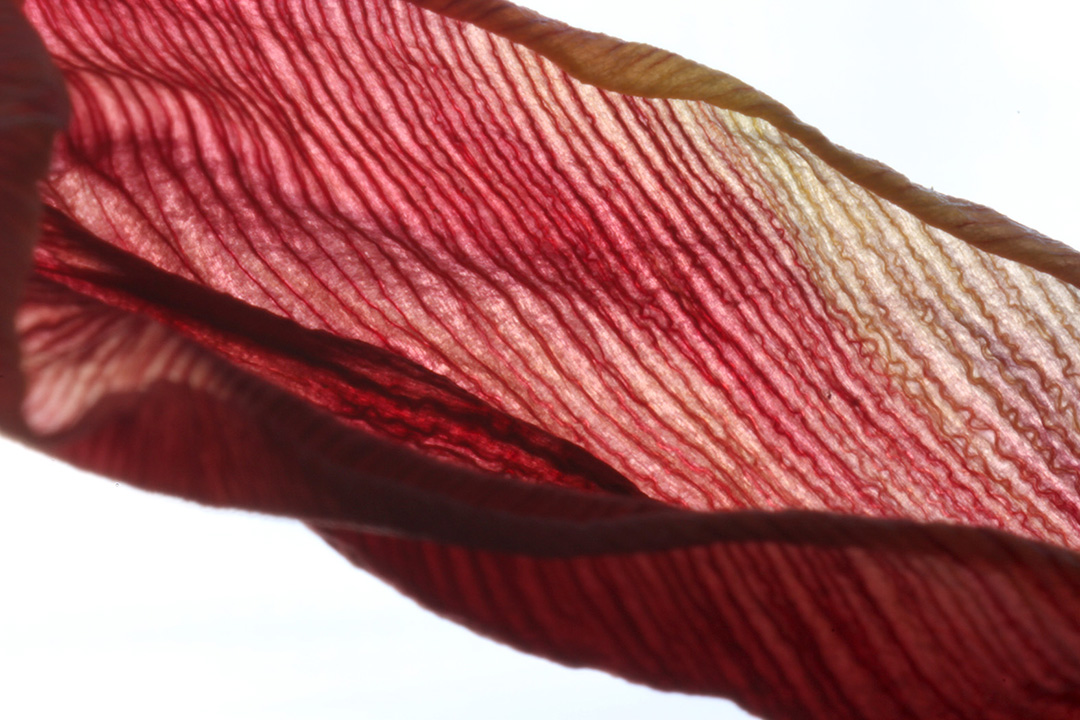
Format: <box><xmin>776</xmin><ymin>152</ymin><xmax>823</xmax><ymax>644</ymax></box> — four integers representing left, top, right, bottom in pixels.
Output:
<box><xmin>4</xmin><ymin>1</ymin><xmax>1080</xmax><ymax>717</ymax></box>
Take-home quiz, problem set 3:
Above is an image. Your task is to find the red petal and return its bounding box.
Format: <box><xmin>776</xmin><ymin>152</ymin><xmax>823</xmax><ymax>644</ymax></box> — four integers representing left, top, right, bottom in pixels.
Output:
<box><xmin>0</xmin><ymin>0</ymin><xmax>66</xmax><ymax>434</ymax></box>
<box><xmin>8</xmin><ymin>0</ymin><xmax>1080</xmax><ymax>717</ymax></box>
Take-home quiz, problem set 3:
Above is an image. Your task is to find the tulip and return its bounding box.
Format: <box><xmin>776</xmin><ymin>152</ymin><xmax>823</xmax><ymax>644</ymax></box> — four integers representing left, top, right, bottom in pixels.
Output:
<box><xmin>3</xmin><ymin>1</ymin><xmax>1078</xmax><ymax>718</ymax></box>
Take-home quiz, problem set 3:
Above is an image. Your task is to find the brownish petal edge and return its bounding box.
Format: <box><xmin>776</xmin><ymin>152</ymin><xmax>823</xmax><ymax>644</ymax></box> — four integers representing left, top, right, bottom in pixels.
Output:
<box><xmin>0</xmin><ymin>0</ymin><xmax>66</xmax><ymax>438</ymax></box>
<box><xmin>409</xmin><ymin>0</ymin><xmax>1080</xmax><ymax>289</ymax></box>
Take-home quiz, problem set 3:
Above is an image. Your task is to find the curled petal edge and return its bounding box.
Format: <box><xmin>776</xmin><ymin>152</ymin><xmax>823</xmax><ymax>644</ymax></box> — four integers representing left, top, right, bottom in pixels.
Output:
<box><xmin>412</xmin><ymin>0</ymin><xmax>1080</xmax><ymax>287</ymax></box>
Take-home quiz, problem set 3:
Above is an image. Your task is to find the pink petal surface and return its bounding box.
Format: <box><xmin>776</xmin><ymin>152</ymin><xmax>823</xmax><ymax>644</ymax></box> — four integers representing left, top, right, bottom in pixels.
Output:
<box><xmin>5</xmin><ymin>0</ymin><xmax>1080</xmax><ymax>717</ymax></box>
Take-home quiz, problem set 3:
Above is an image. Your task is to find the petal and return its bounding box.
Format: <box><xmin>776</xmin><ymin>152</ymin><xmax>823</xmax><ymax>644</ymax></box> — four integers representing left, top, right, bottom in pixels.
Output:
<box><xmin>23</xmin><ymin>230</ymin><xmax>1080</xmax><ymax>718</ymax></box>
<box><xmin>10</xmin><ymin>0</ymin><xmax>1080</xmax><ymax>717</ymax></box>
<box><xmin>0</xmin><ymin>0</ymin><xmax>66</xmax><ymax>434</ymax></box>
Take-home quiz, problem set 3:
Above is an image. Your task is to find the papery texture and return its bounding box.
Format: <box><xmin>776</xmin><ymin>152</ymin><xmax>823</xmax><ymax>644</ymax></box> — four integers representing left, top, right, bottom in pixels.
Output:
<box><xmin>7</xmin><ymin>0</ymin><xmax>1080</xmax><ymax>718</ymax></box>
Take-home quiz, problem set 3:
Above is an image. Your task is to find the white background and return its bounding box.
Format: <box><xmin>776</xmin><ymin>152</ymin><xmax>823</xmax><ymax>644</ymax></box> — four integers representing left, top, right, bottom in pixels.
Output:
<box><xmin>2</xmin><ymin>1</ymin><xmax>1077</xmax><ymax>718</ymax></box>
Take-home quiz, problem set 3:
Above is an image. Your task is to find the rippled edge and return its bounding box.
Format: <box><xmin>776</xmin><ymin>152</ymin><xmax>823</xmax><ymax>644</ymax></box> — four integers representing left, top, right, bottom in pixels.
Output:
<box><xmin>410</xmin><ymin>0</ymin><xmax>1080</xmax><ymax>290</ymax></box>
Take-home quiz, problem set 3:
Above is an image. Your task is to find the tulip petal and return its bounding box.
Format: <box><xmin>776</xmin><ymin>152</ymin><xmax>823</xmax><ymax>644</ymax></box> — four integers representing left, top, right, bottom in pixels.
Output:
<box><xmin>0</xmin><ymin>0</ymin><xmax>66</xmax><ymax>435</ymax></box>
<box><xmin>9</xmin><ymin>0</ymin><xmax>1080</xmax><ymax>717</ymax></box>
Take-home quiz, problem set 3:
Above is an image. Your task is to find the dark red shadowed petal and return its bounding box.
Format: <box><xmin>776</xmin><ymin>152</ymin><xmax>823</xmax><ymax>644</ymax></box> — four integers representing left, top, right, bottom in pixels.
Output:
<box><xmin>0</xmin><ymin>0</ymin><xmax>66</xmax><ymax>434</ymax></box>
<box><xmin>7</xmin><ymin>0</ymin><xmax>1080</xmax><ymax>717</ymax></box>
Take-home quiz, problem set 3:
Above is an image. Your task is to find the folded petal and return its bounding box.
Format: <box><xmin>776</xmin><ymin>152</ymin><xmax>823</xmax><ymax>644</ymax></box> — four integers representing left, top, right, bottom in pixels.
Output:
<box><xmin>0</xmin><ymin>0</ymin><xmax>66</xmax><ymax>434</ymax></box>
<box><xmin>10</xmin><ymin>0</ymin><xmax>1080</xmax><ymax>717</ymax></box>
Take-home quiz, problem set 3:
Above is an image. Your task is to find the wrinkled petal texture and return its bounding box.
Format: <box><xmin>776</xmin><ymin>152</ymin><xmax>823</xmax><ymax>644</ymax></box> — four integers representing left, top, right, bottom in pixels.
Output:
<box><xmin>8</xmin><ymin>0</ymin><xmax>1080</xmax><ymax>718</ymax></box>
